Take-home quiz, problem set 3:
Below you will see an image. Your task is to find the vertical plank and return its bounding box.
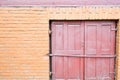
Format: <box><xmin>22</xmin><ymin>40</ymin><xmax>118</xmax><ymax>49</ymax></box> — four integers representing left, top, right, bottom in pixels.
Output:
<box><xmin>96</xmin><ymin>23</ymin><xmax>102</xmax><ymax>79</ymax></box>
<box><xmin>85</xmin><ymin>24</ymin><xmax>97</xmax><ymax>54</ymax></box>
<box><xmin>101</xmin><ymin>25</ymin><xmax>111</xmax><ymax>54</ymax></box>
<box><xmin>100</xmin><ymin>23</ymin><xmax>110</xmax><ymax>80</ymax></box>
<box><xmin>74</xmin><ymin>23</ymin><xmax>84</xmax><ymax>80</ymax></box>
<box><xmin>56</xmin><ymin>25</ymin><xmax>64</xmax><ymax>50</ymax></box>
<box><xmin>64</xmin><ymin>22</ymin><xmax>68</xmax><ymax>80</ymax></box>
<box><xmin>109</xmin><ymin>22</ymin><xmax>116</xmax><ymax>80</ymax></box>
<box><xmin>52</xmin><ymin>22</ymin><xmax>65</xmax><ymax>80</ymax></box>
<box><xmin>85</xmin><ymin>21</ymin><xmax>97</xmax><ymax>80</ymax></box>
<box><xmin>51</xmin><ymin>22</ymin><xmax>56</xmax><ymax>80</ymax></box>
<box><xmin>66</xmin><ymin>22</ymin><xmax>84</xmax><ymax>80</ymax></box>
<box><xmin>68</xmin><ymin>24</ymin><xmax>79</xmax><ymax>78</ymax></box>
<box><xmin>74</xmin><ymin>25</ymin><xmax>82</xmax><ymax>50</ymax></box>
<box><xmin>55</xmin><ymin>24</ymin><xmax>64</xmax><ymax>79</ymax></box>
<box><xmin>68</xmin><ymin>24</ymin><xmax>75</xmax><ymax>50</ymax></box>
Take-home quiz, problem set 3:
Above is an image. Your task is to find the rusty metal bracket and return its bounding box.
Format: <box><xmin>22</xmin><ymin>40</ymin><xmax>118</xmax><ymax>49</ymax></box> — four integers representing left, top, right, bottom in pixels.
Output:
<box><xmin>48</xmin><ymin>30</ymin><xmax>52</xmax><ymax>34</ymax></box>
<box><xmin>50</xmin><ymin>72</ymin><xmax>53</xmax><ymax>76</ymax></box>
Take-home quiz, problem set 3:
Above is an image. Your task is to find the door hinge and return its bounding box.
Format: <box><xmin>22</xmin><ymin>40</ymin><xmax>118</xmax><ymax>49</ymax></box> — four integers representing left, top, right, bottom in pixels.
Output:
<box><xmin>111</xmin><ymin>28</ymin><xmax>117</xmax><ymax>31</ymax></box>
<box><xmin>48</xmin><ymin>30</ymin><xmax>52</xmax><ymax>34</ymax></box>
<box><xmin>50</xmin><ymin>72</ymin><xmax>53</xmax><ymax>76</ymax></box>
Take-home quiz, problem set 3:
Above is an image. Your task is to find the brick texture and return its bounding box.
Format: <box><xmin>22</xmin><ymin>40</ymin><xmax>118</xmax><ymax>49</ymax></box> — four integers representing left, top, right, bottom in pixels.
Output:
<box><xmin>0</xmin><ymin>6</ymin><xmax>119</xmax><ymax>80</ymax></box>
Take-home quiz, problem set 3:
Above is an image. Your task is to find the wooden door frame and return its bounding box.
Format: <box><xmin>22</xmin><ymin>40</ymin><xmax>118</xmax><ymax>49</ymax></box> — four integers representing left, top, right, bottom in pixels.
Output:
<box><xmin>49</xmin><ymin>20</ymin><xmax>118</xmax><ymax>80</ymax></box>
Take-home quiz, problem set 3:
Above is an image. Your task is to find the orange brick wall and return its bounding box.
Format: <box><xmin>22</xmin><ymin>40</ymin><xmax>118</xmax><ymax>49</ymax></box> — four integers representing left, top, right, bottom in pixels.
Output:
<box><xmin>0</xmin><ymin>6</ymin><xmax>119</xmax><ymax>80</ymax></box>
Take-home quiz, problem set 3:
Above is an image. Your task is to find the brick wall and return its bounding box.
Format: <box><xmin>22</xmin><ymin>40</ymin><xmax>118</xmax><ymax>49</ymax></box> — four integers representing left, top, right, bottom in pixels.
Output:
<box><xmin>0</xmin><ymin>6</ymin><xmax>119</xmax><ymax>80</ymax></box>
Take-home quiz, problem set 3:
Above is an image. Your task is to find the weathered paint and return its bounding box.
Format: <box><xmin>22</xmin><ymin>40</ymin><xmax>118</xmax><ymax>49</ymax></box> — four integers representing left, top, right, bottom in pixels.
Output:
<box><xmin>0</xmin><ymin>0</ymin><xmax>120</xmax><ymax>6</ymax></box>
<box><xmin>85</xmin><ymin>21</ymin><xmax>116</xmax><ymax>80</ymax></box>
<box><xmin>51</xmin><ymin>21</ymin><xmax>84</xmax><ymax>80</ymax></box>
<box><xmin>0</xmin><ymin>7</ymin><xmax>119</xmax><ymax>80</ymax></box>
<box><xmin>51</xmin><ymin>21</ymin><xmax>116</xmax><ymax>80</ymax></box>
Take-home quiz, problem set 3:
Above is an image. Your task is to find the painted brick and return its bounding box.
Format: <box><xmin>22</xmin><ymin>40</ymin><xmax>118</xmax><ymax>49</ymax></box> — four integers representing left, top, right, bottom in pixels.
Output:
<box><xmin>0</xmin><ymin>6</ymin><xmax>119</xmax><ymax>80</ymax></box>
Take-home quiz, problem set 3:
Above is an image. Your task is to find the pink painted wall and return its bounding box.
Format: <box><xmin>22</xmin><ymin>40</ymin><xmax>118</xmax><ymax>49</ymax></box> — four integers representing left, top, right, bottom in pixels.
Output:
<box><xmin>0</xmin><ymin>0</ymin><xmax>119</xmax><ymax>6</ymax></box>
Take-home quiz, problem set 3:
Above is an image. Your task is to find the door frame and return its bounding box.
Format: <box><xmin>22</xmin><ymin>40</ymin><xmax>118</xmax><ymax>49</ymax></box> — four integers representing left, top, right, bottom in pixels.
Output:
<box><xmin>49</xmin><ymin>20</ymin><xmax>118</xmax><ymax>80</ymax></box>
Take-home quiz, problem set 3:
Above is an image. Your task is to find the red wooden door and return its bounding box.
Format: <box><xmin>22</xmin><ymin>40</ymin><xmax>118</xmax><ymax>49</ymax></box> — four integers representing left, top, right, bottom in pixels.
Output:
<box><xmin>51</xmin><ymin>21</ymin><xmax>116</xmax><ymax>80</ymax></box>
<box><xmin>85</xmin><ymin>21</ymin><xmax>116</xmax><ymax>80</ymax></box>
